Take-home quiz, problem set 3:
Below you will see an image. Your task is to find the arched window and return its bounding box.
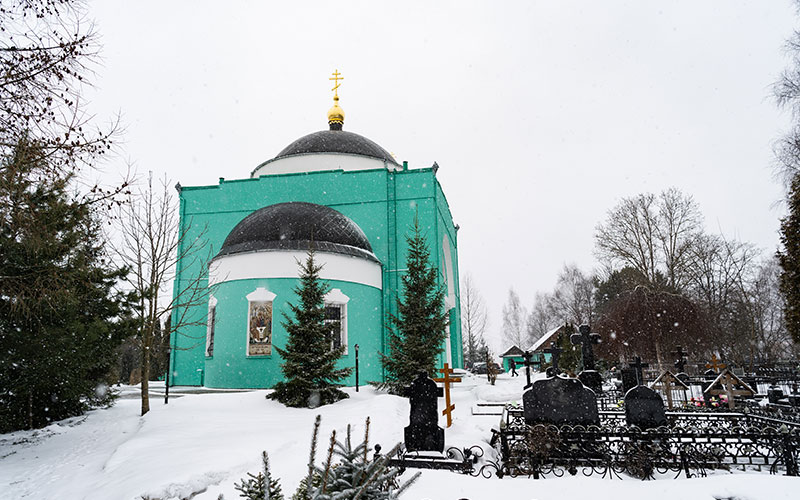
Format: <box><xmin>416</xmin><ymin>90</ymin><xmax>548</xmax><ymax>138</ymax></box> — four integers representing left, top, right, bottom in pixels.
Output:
<box><xmin>206</xmin><ymin>295</ymin><xmax>217</xmax><ymax>357</ymax></box>
<box><xmin>246</xmin><ymin>287</ymin><xmax>276</xmax><ymax>356</ymax></box>
<box><xmin>324</xmin><ymin>288</ymin><xmax>350</xmax><ymax>354</ymax></box>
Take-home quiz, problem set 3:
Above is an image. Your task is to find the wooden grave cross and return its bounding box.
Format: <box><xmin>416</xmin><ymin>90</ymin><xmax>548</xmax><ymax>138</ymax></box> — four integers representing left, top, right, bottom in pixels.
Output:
<box><xmin>704</xmin><ymin>369</ymin><xmax>755</xmax><ymax>410</ymax></box>
<box><xmin>433</xmin><ymin>363</ymin><xmax>461</xmax><ymax>428</ymax></box>
<box><xmin>649</xmin><ymin>370</ymin><xmax>689</xmax><ymax>409</ymax></box>
<box><xmin>705</xmin><ymin>354</ymin><xmax>726</xmax><ymax>374</ymax></box>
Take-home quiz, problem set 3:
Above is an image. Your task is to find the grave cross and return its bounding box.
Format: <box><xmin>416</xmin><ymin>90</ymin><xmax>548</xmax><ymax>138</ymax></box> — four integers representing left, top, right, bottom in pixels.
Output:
<box><xmin>649</xmin><ymin>371</ymin><xmax>688</xmax><ymax>409</ymax></box>
<box><xmin>704</xmin><ymin>370</ymin><xmax>755</xmax><ymax>410</ymax></box>
<box><xmin>543</xmin><ymin>342</ymin><xmax>563</xmax><ymax>376</ymax></box>
<box><xmin>672</xmin><ymin>346</ymin><xmax>688</xmax><ymax>373</ymax></box>
<box><xmin>570</xmin><ymin>324</ymin><xmax>601</xmax><ymax>371</ymax></box>
<box><xmin>520</xmin><ymin>351</ymin><xmax>536</xmax><ymax>389</ymax></box>
<box><xmin>433</xmin><ymin>363</ymin><xmax>461</xmax><ymax>428</ymax></box>
<box><xmin>629</xmin><ymin>356</ymin><xmax>649</xmax><ymax>386</ymax></box>
<box><xmin>705</xmin><ymin>354</ymin><xmax>726</xmax><ymax>374</ymax></box>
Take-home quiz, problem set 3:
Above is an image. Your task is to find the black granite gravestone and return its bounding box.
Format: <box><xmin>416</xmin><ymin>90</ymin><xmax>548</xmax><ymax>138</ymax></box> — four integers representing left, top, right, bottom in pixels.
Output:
<box><xmin>624</xmin><ymin>386</ymin><xmax>667</xmax><ymax>429</ymax></box>
<box><xmin>523</xmin><ymin>375</ymin><xmax>600</xmax><ymax>426</ymax></box>
<box><xmin>404</xmin><ymin>372</ymin><xmax>444</xmax><ymax>452</ymax></box>
<box><xmin>768</xmin><ymin>386</ymin><xmax>785</xmax><ymax>405</ymax></box>
<box><xmin>543</xmin><ymin>342</ymin><xmax>563</xmax><ymax>377</ymax></box>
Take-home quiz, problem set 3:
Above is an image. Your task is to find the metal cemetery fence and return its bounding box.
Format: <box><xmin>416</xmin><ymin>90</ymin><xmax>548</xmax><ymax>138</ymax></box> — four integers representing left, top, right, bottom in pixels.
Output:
<box><xmin>484</xmin><ymin>405</ymin><xmax>800</xmax><ymax>479</ymax></box>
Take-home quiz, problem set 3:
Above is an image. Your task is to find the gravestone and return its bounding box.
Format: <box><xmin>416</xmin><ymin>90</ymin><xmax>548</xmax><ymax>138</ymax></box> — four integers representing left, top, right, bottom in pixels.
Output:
<box><xmin>523</xmin><ymin>375</ymin><xmax>599</xmax><ymax>426</ymax></box>
<box><xmin>571</xmin><ymin>324</ymin><xmax>603</xmax><ymax>394</ymax></box>
<box><xmin>404</xmin><ymin>372</ymin><xmax>444</xmax><ymax>452</ymax></box>
<box><xmin>625</xmin><ymin>385</ymin><xmax>667</xmax><ymax>429</ymax></box>
<box><xmin>621</xmin><ymin>367</ymin><xmax>638</xmax><ymax>393</ymax></box>
<box><xmin>768</xmin><ymin>386</ymin><xmax>784</xmax><ymax>405</ymax></box>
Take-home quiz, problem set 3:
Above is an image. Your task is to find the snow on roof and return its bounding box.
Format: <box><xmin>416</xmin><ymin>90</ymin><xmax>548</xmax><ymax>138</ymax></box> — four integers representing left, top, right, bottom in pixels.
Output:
<box><xmin>527</xmin><ymin>325</ymin><xmax>565</xmax><ymax>352</ymax></box>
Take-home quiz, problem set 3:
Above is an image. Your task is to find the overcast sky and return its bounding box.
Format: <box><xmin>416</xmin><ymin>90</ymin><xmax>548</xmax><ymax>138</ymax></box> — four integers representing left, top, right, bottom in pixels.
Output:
<box><xmin>86</xmin><ymin>0</ymin><xmax>797</xmax><ymax>351</ymax></box>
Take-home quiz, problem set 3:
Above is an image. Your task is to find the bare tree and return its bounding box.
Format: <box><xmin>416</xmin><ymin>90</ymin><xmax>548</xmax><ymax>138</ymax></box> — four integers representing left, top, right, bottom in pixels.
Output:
<box><xmin>595</xmin><ymin>189</ymin><xmax>702</xmax><ymax>291</ymax></box>
<box><xmin>547</xmin><ymin>263</ymin><xmax>596</xmax><ymax>326</ymax></box>
<box><xmin>501</xmin><ymin>288</ymin><xmax>528</xmax><ymax>348</ymax></box>
<box><xmin>527</xmin><ymin>292</ymin><xmax>557</xmax><ymax>342</ymax></box>
<box><xmin>111</xmin><ymin>173</ymin><xmax>213</xmax><ymax>415</ymax></box>
<box><xmin>460</xmin><ymin>273</ymin><xmax>488</xmax><ymax>368</ymax></box>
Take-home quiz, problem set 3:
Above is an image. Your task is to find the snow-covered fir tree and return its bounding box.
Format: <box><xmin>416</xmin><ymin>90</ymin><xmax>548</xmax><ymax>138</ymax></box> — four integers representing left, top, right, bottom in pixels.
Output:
<box><xmin>269</xmin><ymin>249</ymin><xmax>352</xmax><ymax>407</ymax></box>
<box><xmin>380</xmin><ymin>216</ymin><xmax>449</xmax><ymax>394</ymax></box>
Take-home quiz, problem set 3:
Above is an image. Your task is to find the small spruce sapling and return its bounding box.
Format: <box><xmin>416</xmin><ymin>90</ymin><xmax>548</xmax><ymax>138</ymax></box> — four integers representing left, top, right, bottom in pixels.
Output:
<box><xmin>234</xmin><ymin>451</ymin><xmax>284</xmax><ymax>500</ymax></box>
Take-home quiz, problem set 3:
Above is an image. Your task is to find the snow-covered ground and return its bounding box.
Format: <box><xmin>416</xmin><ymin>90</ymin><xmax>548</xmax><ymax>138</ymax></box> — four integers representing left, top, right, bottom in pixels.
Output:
<box><xmin>1</xmin><ymin>373</ymin><xmax>798</xmax><ymax>500</ymax></box>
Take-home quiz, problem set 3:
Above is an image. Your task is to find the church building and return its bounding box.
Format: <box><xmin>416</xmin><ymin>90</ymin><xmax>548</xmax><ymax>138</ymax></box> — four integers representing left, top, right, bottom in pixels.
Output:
<box><xmin>168</xmin><ymin>74</ymin><xmax>463</xmax><ymax>389</ymax></box>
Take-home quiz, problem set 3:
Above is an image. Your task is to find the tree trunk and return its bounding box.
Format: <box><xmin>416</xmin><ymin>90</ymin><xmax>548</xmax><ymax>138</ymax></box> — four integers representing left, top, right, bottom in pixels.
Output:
<box><xmin>141</xmin><ymin>326</ymin><xmax>151</xmax><ymax>416</ymax></box>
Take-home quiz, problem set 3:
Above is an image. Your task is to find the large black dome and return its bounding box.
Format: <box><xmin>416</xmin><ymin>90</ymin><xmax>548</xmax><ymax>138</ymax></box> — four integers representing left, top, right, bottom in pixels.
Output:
<box><xmin>273</xmin><ymin>129</ymin><xmax>399</xmax><ymax>166</ymax></box>
<box><xmin>215</xmin><ymin>202</ymin><xmax>378</xmax><ymax>262</ymax></box>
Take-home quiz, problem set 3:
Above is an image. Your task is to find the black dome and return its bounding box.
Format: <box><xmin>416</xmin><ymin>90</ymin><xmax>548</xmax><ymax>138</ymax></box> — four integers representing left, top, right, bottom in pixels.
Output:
<box><xmin>274</xmin><ymin>129</ymin><xmax>399</xmax><ymax>166</ymax></box>
<box><xmin>215</xmin><ymin>202</ymin><xmax>378</xmax><ymax>262</ymax></box>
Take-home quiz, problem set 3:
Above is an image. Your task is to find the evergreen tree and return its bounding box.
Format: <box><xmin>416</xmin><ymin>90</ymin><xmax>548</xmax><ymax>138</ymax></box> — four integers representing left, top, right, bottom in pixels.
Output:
<box><xmin>234</xmin><ymin>451</ymin><xmax>284</xmax><ymax>500</ymax></box>
<box><xmin>380</xmin><ymin>216</ymin><xmax>449</xmax><ymax>394</ymax></box>
<box><xmin>0</xmin><ymin>138</ymin><xmax>132</xmax><ymax>432</ymax></box>
<box><xmin>778</xmin><ymin>174</ymin><xmax>800</xmax><ymax>343</ymax></box>
<box><xmin>269</xmin><ymin>249</ymin><xmax>352</xmax><ymax>407</ymax></box>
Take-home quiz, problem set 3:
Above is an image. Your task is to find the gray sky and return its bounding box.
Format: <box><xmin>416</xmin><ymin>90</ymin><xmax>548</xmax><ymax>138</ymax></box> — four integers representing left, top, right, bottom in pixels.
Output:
<box><xmin>86</xmin><ymin>0</ymin><xmax>796</xmax><ymax>351</ymax></box>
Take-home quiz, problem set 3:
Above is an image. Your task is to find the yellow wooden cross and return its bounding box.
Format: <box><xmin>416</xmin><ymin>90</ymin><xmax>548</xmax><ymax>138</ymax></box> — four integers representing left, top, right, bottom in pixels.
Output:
<box><xmin>433</xmin><ymin>363</ymin><xmax>461</xmax><ymax>428</ymax></box>
<box><xmin>705</xmin><ymin>354</ymin><xmax>726</xmax><ymax>374</ymax></box>
<box><xmin>329</xmin><ymin>69</ymin><xmax>344</xmax><ymax>97</ymax></box>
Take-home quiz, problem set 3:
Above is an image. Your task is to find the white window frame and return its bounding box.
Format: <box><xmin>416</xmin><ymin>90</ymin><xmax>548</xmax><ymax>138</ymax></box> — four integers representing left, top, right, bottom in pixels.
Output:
<box><xmin>246</xmin><ymin>287</ymin><xmax>277</xmax><ymax>357</ymax></box>
<box><xmin>324</xmin><ymin>288</ymin><xmax>350</xmax><ymax>355</ymax></box>
<box><xmin>206</xmin><ymin>295</ymin><xmax>217</xmax><ymax>357</ymax></box>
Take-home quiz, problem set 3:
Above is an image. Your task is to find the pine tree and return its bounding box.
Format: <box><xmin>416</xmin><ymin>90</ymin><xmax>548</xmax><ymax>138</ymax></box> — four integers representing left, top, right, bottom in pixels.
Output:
<box><xmin>234</xmin><ymin>451</ymin><xmax>284</xmax><ymax>500</ymax></box>
<box><xmin>778</xmin><ymin>173</ymin><xmax>800</xmax><ymax>343</ymax></box>
<box><xmin>269</xmin><ymin>249</ymin><xmax>352</xmax><ymax>407</ymax></box>
<box><xmin>0</xmin><ymin>137</ymin><xmax>132</xmax><ymax>432</ymax></box>
<box><xmin>380</xmin><ymin>216</ymin><xmax>449</xmax><ymax>394</ymax></box>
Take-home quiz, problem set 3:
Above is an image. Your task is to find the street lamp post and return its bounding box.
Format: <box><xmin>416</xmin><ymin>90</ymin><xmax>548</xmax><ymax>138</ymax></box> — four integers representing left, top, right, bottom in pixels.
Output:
<box><xmin>355</xmin><ymin>344</ymin><xmax>360</xmax><ymax>392</ymax></box>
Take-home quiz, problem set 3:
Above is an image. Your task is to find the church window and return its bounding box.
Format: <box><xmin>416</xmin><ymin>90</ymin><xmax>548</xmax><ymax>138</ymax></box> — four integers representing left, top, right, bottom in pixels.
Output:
<box><xmin>206</xmin><ymin>296</ymin><xmax>217</xmax><ymax>357</ymax></box>
<box><xmin>246</xmin><ymin>287</ymin><xmax>276</xmax><ymax>356</ymax></box>
<box><xmin>324</xmin><ymin>288</ymin><xmax>350</xmax><ymax>354</ymax></box>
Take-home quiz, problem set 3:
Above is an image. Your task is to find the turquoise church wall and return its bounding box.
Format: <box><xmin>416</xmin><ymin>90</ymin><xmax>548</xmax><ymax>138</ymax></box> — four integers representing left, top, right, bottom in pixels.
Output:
<box><xmin>169</xmin><ymin>160</ymin><xmax>462</xmax><ymax>388</ymax></box>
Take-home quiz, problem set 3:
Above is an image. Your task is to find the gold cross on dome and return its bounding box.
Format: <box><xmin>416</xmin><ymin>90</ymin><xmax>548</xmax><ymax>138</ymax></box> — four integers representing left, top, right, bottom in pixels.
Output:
<box><xmin>329</xmin><ymin>69</ymin><xmax>344</xmax><ymax>97</ymax></box>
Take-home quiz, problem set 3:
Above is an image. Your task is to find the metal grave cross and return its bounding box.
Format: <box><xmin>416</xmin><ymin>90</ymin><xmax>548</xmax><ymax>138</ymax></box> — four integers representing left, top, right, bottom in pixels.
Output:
<box><xmin>543</xmin><ymin>342</ymin><xmax>563</xmax><ymax>375</ymax></box>
<box><xmin>520</xmin><ymin>350</ymin><xmax>536</xmax><ymax>389</ymax></box>
<box><xmin>704</xmin><ymin>369</ymin><xmax>755</xmax><ymax>410</ymax></box>
<box><xmin>672</xmin><ymin>346</ymin><xmax>688</xmax><ymax>373</ymax></box>
<box><xmin>705</xmin><ymin>354</ymin><xmax>726</xmax><ymax>374</ymax></box>
<box><xmin>629</xmin><ymin>356</ymin><xmax>649</xmax><ymax>386</ymax></box>
<box><xmin>570</xmin><ymin>324</ymin><xmax>601</xmax><ymax>371</ymax></box>
<box><xmin>433</xmin><ymin>363</ymin><xmax>461</xmax><ymax>428</ymax></box>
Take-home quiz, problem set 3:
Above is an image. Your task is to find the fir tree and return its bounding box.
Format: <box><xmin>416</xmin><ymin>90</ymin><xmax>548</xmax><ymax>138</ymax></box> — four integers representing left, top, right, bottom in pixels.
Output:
<box><xmin>0</xmin><ymin>137</ymin><xmax>132</xmax><ymax>432</ymax></box>
<box><xmin>269</xmin><ymin>249</ymin><xmax>352</xmax><ymax>407</ymax></box>
<box><xmin>380</xmin><ymin>216</ymin><xmax>449</xmax><ymax>394</ymax></box>
<box><xmin>234</xmin><ymin>451</ymin><xmax>284</xmax><ymax>500</ymax></box>
<box><xmin>296</xmin><ymin>416</ymin><xmax>419</xmax><ymax>500</ymax></box>
<box><xmin>778</xmin><ymin>173</ymin><xmax>800</xmax><ymax>343</ymax></box>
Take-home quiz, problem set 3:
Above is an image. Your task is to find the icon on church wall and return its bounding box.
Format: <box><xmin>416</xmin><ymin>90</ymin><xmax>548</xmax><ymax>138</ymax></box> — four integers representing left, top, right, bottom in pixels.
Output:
<box><xmin>248</xmin><ymin>301</ymin><xmax>272</xmax><ymax>356</ymax></box>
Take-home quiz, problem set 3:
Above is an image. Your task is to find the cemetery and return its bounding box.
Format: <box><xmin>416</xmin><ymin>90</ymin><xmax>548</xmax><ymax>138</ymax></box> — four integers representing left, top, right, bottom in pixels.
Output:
<box><xmin>385</xmin><ymin>325</ymin><xmax>800</xmax><ymax>482</ymax></box>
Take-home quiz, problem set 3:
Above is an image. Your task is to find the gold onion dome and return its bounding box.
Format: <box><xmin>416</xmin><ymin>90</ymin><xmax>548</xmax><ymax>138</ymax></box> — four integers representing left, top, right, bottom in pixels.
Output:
<box><xmin>328</xmin><ymin>95</ymin><xmax>345</xmax><ymax>129</ymax></box>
